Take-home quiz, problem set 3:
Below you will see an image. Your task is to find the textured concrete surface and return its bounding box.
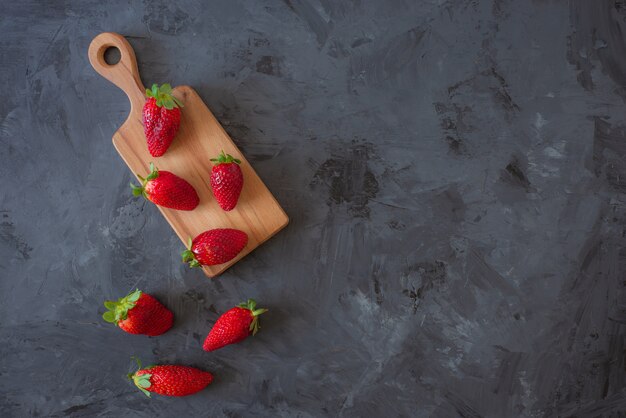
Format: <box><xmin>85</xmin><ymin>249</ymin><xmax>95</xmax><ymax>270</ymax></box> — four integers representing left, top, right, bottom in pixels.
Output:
<box><xmin>2</xmin><ymin>0</ymin><xmax>626</xmax><ymax>416</ymax></box>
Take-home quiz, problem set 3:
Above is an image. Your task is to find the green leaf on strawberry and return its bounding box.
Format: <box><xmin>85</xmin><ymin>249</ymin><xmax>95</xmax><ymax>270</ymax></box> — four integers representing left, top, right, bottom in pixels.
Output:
<box><xmin>210</xmin><ymin>150</ymin><xmax>241</xmax><ymax>165</ymax></box>
<box><xmin>128</xmin><ymin>357</ymin><xmax>153</xmax><ymax>397</ymax></box>
<box><xmin>145</xmin><ymin>83</ymin><xmax>184</xmax><ymax>110</ymax></box>
<box><xmin>102</xmin><ymin>289</ymin><xmax>142</xmax><ymax>324</ymax></box>
<box><xmin>102</xmin><ymin>311</ymin><xmax>115</xmax><ymax>322</ymax></box>
<box><xmin>238</xmin><ymin>299</ymin><xmax>268</xmax><ymax>335</ymax></box>
<box><xmin>181</xmin><ymin>237</ymin><xmax>201</xmax><ymax>268</ymax></box>
<box><xmin>130</xmin><ymin>163</ymin><xmax>160</xmax><ymax>200</ymax></box>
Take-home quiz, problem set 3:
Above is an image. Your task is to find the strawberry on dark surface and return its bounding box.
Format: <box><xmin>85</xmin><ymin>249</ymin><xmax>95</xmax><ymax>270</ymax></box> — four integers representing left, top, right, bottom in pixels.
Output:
<box><xmin>182</xmin><ymin>228</ymin><xmax>248</xmax><ymax>267</ymax></box>
<box><xmin>203</xmin><ymin>299</ymin><xmax>267</xmax><ymax>352</ymax></box>
<box><xmin>102</xmin><ymin>290</ymin><xmax>173</xmax><ymax>336</ymax></box>
<box><xmin>129</xmin><ymin>358</ymin><xmax>213</xmax><ymax>397</ymax></box>
<box><xmin>143</xmin><ymin>83</ymin><xmax>183</xmax><ymax>157</ymax></box>
<box><xmin>210</xmin><ymin>150</ymin><xmax>244</xmax><ymax>211</ymax></box>
<box><xmin>131</xmin><ymin>163</ymin><xmax>199</xmax><ymax>211</ymax></box>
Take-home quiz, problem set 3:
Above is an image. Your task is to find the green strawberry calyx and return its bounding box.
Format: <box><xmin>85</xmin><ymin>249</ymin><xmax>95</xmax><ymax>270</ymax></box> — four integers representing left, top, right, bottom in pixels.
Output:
<box><xmin>210</xmin><ymin>150</ymin><xmax>241</xmax><ymax>166</ymax></box>
<box><xmin>181</xmin><ymin>237</ymin><xmax>202</xmax><ymax>268</ymax></box>
<box><xmin>238</xmin><ymin>299</ymin><xmax>268</xmax><ymax>336</ymax></box>
<box><xmin>102</xmin><ymin>289</ymin><xmax>142</xmax><ymax>325</ymax></box>
<box><xmin>128</xmin><ymin>357</ymin><xmax>153</xmax><ymax>398</ymax></box>
<box><xmin>145</xmin><ymin>83</ymin><xmax>184</xmax><ymax>110</ymax></box>
<box><xmin>130</xmin><ymin>162</ymin><xmax>159</xmax><ymax>199</ymax></box>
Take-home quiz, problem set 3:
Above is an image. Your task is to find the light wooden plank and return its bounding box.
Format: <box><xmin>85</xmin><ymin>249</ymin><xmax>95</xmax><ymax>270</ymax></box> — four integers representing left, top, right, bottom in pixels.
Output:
<box><xmin>88</xmin><ymin>32</ymin><xmax>289</xmax><ymax>277</ymax></box>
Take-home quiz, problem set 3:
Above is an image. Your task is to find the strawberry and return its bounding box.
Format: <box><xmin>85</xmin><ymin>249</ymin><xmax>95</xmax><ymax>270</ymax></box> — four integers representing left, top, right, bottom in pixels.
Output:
<box><xmin>181</xmin><ymin>228</ymin><xmax>248</xmax><ymax>267</ymax></box>
<box><xmin>131</xmin><ymin>163</ymin><xmax>199</xmax><ymax>211</ymax></box>
<box><xmin>203</xmin><ymin>299</ymin><xmax>268</xmax><ymax>352</ymax></box>
<box><xmin>210</xmin><ymin>150</ymin><xmax>244</xmax><ymax>211</ymax></box>
<box><xmin>143</xmin><ymin>83</ymin><xmax>183</xmax><ymax>157</ymax></box>
<box><xmin>129</xmin><ymin>358</ymin><xmax>213</xmax><ymax>397</ymax></box>
<box><xmin>102</xmin><ymin>289</ymin><xmax>173</xmax><ymax>336</ymax></box>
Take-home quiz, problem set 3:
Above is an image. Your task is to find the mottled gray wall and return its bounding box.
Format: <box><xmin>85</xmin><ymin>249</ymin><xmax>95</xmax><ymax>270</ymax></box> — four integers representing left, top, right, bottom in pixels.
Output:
<box><xmin>2</xmin><ymin>0</ymin><xmax>626</xmax><ymax>417</ymax></box>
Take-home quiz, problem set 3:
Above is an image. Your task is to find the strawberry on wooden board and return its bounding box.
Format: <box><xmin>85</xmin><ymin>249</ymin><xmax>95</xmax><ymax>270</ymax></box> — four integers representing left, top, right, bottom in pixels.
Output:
<box><xmin>102</xmin><ymin>289</ymin><xmax>173</xmax><ymax>336</ymax></box>
<box><xmin>129</xmin><ymin>358</ymin><xmax>213</xmax><ymax>397</ymax></box>
<box><xmin>143</xmin><ymin>83</ymin><xmax>183</xmax><ymax>157</ymax></box>
<box><xmin>210</xmin><ymin>150</ymin><xmax>244</xmax><ymax>211</ymax></box>
<box><xmin>181</xmin><ymin>228</ymin><xmax>248</xmax><ymax>267</ymax></box>
<box><xmin>131</xmin><ymin>163</ymin><xmax>199</xmax><ymax>211</ymax></box>
<box><xmin>203</xmin><ymin>299</ymin><xmax>268</xmax><ymax>352</ymax></box>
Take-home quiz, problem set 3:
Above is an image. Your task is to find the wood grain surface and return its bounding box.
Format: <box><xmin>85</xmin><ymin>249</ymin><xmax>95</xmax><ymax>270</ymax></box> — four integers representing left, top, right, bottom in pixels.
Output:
<box><xmin>88</xmin><ymin>32</ymin><xmax>288</xmax><ymax>277</ymax></box>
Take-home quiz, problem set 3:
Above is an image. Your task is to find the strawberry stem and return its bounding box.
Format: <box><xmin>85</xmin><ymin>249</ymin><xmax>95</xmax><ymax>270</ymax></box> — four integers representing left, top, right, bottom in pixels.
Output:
<box><xmin>181</xmin><ymin>237</ymin><xmax>201</xmax><ymax>268</ymax></box>
<box><xmin>128</xmin><ymin>357</ymin><xmax>152</xmax><ymax>397</ymax></box>
<box><xmin>237</xmin><ymin>299</ymin><xmax>268</xmax><ymax>335</ymax></box>
<box><xmin>130</xmin><ymin>163</ymin><xmax>160</xmax><ymax>200</ymax></box>
<box><xmin>102</xmin><ymin>289</ymin><xmax>142</xmax><ymax>324</ymax></box>
<box><xmin>145</xmin><ymin>83</ymin><xmax>184</xmax><ymax>110</ymax></box>
<box><xmin>210</xmin><ymin>150</ymin><xmax>241</xmax><ymax>165</ymax></box>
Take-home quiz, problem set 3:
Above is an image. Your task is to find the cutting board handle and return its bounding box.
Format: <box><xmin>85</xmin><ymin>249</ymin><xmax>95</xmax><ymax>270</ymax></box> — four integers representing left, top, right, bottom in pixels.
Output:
<box><xmin>88</xmin><ymin>32</ymin><xmax>145</xmax><ymax>111</ymax></box>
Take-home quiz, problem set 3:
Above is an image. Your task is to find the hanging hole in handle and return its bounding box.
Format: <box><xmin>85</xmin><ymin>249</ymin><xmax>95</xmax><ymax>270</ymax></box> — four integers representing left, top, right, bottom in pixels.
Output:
<box><xmin>103</xmin><ymin>46</ymin><xmax>121</xmax><ymax>66</ymax></box>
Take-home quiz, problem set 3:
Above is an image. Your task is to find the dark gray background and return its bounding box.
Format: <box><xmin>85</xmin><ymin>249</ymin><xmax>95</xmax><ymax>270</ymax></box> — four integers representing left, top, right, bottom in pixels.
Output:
<box><xmin>2</xmin><ymin>0</ymin><xmax>626</xmax><ymax>417</ymax></box>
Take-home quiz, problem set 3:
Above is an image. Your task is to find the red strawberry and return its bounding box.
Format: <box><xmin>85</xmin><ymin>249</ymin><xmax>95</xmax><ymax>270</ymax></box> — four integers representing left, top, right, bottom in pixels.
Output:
<box><xmin>129</xmin><ymin>358</ymin><xmax>213</xmax><ymax>397</ymax></box>
<box><xmin>181</xmin><ymin>228</ymin><xmax>248</xmax><ymax>267</ymax></box>
<box><xmin>102</xmin><ymin>289</ymin><xmax>173</xmax><ymax>336</ymax></box>
<box><xmin>131</xmin><ymin>163</ymin><xmax>199</xmax><ymax>211</ymax></box>
<box><xmin>143</xmin><ymin>83</ymin><xmax>183</xmax><ymax>157</ymax></box>
<box><xmin>210</xmin><ymin>150</ymin><xmax>244</xmax><ymax>211</ymax></box>
<box><xmin>203</xmin><ymin>299</ymin><xmax>267</xmax><ymax>352</ymax></box>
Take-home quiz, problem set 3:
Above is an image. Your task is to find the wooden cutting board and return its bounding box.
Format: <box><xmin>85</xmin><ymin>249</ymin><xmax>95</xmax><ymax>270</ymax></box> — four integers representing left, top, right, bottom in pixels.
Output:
<box><xmin>88</xmin><ymin>32</ymin><xmax>289</xmax><ymax>277</ymax></box>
